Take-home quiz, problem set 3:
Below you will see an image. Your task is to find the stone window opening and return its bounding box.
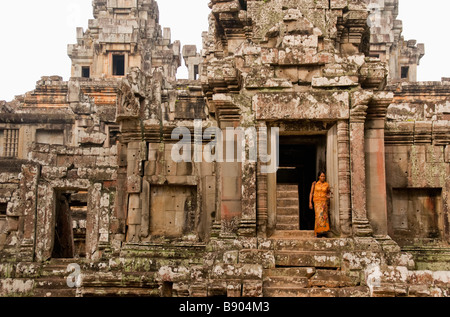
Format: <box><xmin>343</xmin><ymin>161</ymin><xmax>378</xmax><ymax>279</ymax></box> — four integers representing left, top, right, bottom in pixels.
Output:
<box><xmin>401</xmin><ymin>66</ymin><xmax>409</xmax><ymax>79</ymax></box>
<box><xmin>52</xmin><ymin>190</ymin><xmax>87</xmax><ymax>259</ymax></box>
<box><xmin>0</xmin><ymin>129</ymin><xmax>19</xmax><ymax>158</ymax></box>
<box><xmin>194</xmin><ymin>65</ymin><xmax>199</xmax><ymax>80</ymax></box>
<box><xmin>82</xmin><ymin>66</ymin><xmax>90</xmax><ymax>78</ymax></box>
<box><xmin>238</xmin><ymin>0</ymin><xmax>247</xmax><ymax>10</ymax></box>
<box><xmin>0</xmin><ymin>203</ymin><xmax>7</xmax><ymax>216</ymax></box>
<box><xmin>107</xmin><ymin>125</ymin><xmax>121</xmax><ymax>146</ymax></box>
<box><xmin>112</xmin><ymin>54</ymin><xmax>125</xmax><ymax>76</ymax></box>
<box><xmin>161</xmin><ymin>282</ymin><xmax>173</xmax><ymax>297</ymax></box>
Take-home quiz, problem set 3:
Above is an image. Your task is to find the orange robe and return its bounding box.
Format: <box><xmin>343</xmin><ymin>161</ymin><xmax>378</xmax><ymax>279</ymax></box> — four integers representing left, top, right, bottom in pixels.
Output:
<box><xmin>313</xmin><ymin>181</ymin><xmax>330</xmax><ymax>236</ymax></box>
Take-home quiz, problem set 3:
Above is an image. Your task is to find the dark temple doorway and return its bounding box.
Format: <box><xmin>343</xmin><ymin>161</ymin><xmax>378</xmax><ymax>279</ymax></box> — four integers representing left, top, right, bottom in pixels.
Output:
<box><xmin>276</xmin><ymin>136</ymin><xmax>327</xmax><ymax>231</ymax></box>
<box><xmin>52</xmin><ymin>190</ymin><xmax>87</xmax><ymax>259</ymax></box>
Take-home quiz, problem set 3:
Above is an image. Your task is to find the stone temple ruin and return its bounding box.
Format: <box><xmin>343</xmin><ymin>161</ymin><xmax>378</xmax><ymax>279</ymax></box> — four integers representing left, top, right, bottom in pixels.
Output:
<box><xmin>0</xmin><ymin>0</ymin><xmax>449</xmax><ymax>297</ymax></box>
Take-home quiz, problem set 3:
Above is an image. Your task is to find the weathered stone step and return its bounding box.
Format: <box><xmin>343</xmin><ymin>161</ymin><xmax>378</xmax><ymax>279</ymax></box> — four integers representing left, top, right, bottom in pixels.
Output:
<box><xmin>119</xmin><ymin>245</ymin><xmax>206</xmax><ymax>262</ymax></box>
<box><xmin>276</xmin><ymin>207</ymin><xmax>299</xmax><ymax>216</ymax></box>
<box><xmin>263</xmin><ymin>287</ymin><xmax>370</xmax><ymax>297</ymax></box>
<box><xmin>264</xmin><ymin>267</ymin><xmax>316</xmax><ymax>278</ymax></box>
<box><xmin>309</xmin><ymin>270</ymin><xmax>360</xmax><ymax>288</ymax></box>
<box><xmin>81</xmin><ymin>287</ymin><xmax>160</xmax><ymax>297</ymax></box>
<box><xmin>275</xmin><ymin>224</ymin><xmax>299</xmax><ymax>231</ymax></box>
<box><xmin>33</xmin><ymin>288</ymin><xmax>77</xmax><ymax>297</ymax></box>
<box><xmin>273</xmin><ymin>238</ymin><xmax>355</xmax><ymax>252</ymax></box>
<box><xmin>277</xmin><ymin>198</ymin><xmax>299</xmax><ymax>208</ymax></box>
<box><xmin>263</xmin><ymin>287</ymin><xmax>337</xmax><ymax>297</ymax></box>
<box><xmin>35</xmin><ymin>277</ymin><xmax>72</xmax><ymax>290</ymax></box>
<box><xmin>271</xmin><ymin>230</ymin><xmax>315</xmax><ymax>239</ymax></box>
<box><xmin>82</xmin><ymin>272</ymin><xmax>158</xmax><ymax>288</ymax></box>
<box><xmin>276</xmin><ymin>215</ymin><xmax>299</xmax><ymax>223</ymax></box>
<box><xmin>277</xmin><ymin>184</ymin><xmax>299</xmax><ymax>192</ymax></box>
<box><xmin>41</xmin><ymin>265</ymin><xmax>71</xmax><ymax>277</ymax></box>
<box><xmin>41</xmin><ymin>259</ymin><xmax>84</xmax><ymax>277</ymax></box>
<box><xmin>263</xmin><ymin>276</ymin><xmax>308</xmax><ymax>288</ymax></box>
<box><xmin>277</xmin><ymin>191</ymin><xmax>299</xmax><ymax>199</ymax></box>
<box><xmin>275</xmin><ymin>251</ymin><xmax>341</xmax><ymax>268</ymax></box>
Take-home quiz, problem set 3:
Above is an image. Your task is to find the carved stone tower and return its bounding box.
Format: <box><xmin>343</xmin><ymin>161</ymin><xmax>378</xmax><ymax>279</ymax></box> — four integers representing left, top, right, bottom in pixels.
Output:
<box><xmin>68</xmin><ymin>0</ymin><xmax>181</xmax><ymax>81</ymax></box>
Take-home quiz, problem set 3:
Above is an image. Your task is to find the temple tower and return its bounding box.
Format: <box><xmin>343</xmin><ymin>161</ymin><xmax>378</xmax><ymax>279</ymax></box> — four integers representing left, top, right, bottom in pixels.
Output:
<box><xmin>68</xmin><ymin>0</ymin><xmax>181</xmax><ymax>81</ymax></box>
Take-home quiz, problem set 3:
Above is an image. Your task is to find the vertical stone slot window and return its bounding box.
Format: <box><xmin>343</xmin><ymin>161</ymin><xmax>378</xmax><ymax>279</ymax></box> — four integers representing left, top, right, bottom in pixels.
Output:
<box><xmin>0</xmin><ymin>203</ymin><xmax>6</xmax><ymax>247</ymax></box>
<box><xmin>194</xmin><ymin>65</ymin><xmax>199</xmax><ymax>80</ymax></box>
<box><xmin>162</xmin><ymin>282</ymin><xmax>174</xmax><ymax>297</ymax></box>
<box><xmin>0</xmin><ymin>130</ymin><xmax>3</xmax><ymax>157</ymax></box>
<box><xmin>0</xmin><ymin>203</ymin><xmax>7</xmax><ymax>216</ymax></box>
<box><xmin>1</xmin><ymin>129</ymin><xmax>19</xmax><ymax>158</ymax></box>
<box><xmin>113</xmin><ymin>54</ymin><xmax>125</xmax><ymax>76</ymax></box>
<box><xmin>401</xmin><ymin>66</ymin><xmax>409</xmax><ymax>79</ymax></box>
<box><xmin>82</xmin><ymin>66</ymin><xmax>90</xmax><ymax>78</ymax></box>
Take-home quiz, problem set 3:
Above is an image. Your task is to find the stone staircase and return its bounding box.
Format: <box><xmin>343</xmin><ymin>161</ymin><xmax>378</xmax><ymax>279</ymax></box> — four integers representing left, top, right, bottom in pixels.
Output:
<box><xmin>276</xmin><ymin>184</ymin><xmax>300</xmax><ymax>231</ymax></box>
<box><xmin>263</xmin><ymin>232</ymin><xmax>369</xmax><ymax>297</ymax></box>
<box><xmin>79</xmin><ymin>243</ymin><xmax>206</xmax><ymax>297</ymax></box>
<box><xmin>33</xmin><ymin>258</ymin><xmax>78</xmax><ymax>297</ymax></box>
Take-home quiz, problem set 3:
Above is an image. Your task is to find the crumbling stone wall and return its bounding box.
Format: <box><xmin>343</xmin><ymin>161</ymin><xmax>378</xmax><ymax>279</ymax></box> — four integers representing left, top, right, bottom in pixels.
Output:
<box><xmin>385</xmin><ymin>80</ymin><xmax>450</xmax><ymax>270</ymax></box>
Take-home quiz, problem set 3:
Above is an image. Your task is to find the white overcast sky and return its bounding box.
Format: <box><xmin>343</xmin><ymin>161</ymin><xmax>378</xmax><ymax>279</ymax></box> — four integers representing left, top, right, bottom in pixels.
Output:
<box><xmin>0</xmin><ymin>0</ymin><xmax>448</xmax><ymax>102</ymax></box>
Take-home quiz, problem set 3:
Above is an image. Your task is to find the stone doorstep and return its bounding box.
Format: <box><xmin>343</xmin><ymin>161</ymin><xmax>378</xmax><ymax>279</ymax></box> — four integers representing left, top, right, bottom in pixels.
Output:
<box><xmin>35</xmin><ymin>276</ymin><xmax>73</xmax><ymax>290</ymax></box>
<box><xmin>277</xmin><ymin>191</ymin><xmax>299</xmax><ymax>199</ymax></box>
<box><xmin>370</xmin><ymin>283</ymin><xmax>399</xmax><ymax>297</ymax></box>
<box><xmin>263</xmin><ymin>276</ymin><xmax>309</xmax><ymax>288</ymax></box>
<box><xmin>408</xmin><ymin>284</ymin><xmax>434</xmax><ymax>297</ymax></box>
<box><xmin>80</xmin><ymin>286</ymin><xmax>160</xmax><ymax>297</ymax></box>
<box><xmin>308</xmin><ymin>270</ymin><xmax>360</xmax><ymax>288</ymax></box>
<box><xmin>32</xmin><ymin>288</ymin><xmax>77</xmax><ymax>298</ymax></box>
<box><xmin>275</xmin><ymin>250</ymin><xmax>341</xmax><ymax>268</ymax></box>
<box><xmin>270</xmin><ymin>230</ymin><xmax>315</xmax><ymax>239</ymax></box>
<box><xmin>276</xmin><ymin>215</ymin><xmax>299</xmax><ymax>221</ymax></box>
<box><xmin>263</xmin><ymin>286</ymin><xmax>371</xmax><ymax>298</ymax></box>
<box><xmin>273</xmin><ymin>237</ymin><xmax>355</xmax><ymax>252</ymax></box>
<box><xmin>264</xmin><ymin>267</ymin><xmax>316</xmax><ymax>278</ymax></box>
<box><xmin>277</xmin><ymin>198</ymin><xmax>299</xmax><ymax>208</ymax></box>
<box><xmin>276</xmin><ymin>224</ymin><xmax>300</xmax><ymax>231</ymax></box>
<box><xmin>263</xmin><ymin>287</ymin><xmax>338</xmax><ymax>298</ymax></box>
<box><xmin>41</xmin><ymin>266</ymin><xmax>71</xmax><ymax>278</ymax></box>
<box><xmin>276</xmin><ymin>207</ymin><xmax>300</xmax><ymax>216</ymax></box>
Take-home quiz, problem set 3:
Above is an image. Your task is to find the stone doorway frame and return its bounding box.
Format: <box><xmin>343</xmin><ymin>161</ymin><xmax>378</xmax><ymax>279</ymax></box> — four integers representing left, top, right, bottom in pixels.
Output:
<box><xmin>33</xmin><ymin>179</ymin><xmax>104</xmax><ymax>262</ymax></box>
<box><xmin>258</xmin><ymin>121</ymin><xmax>351</xmax><ymax>238</ymax></box>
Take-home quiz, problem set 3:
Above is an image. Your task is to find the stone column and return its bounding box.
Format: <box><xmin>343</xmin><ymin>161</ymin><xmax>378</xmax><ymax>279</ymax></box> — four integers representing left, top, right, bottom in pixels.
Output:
<box><xmin>240</xmin><ymin>154</ymin><xmax>257</xmax><ymax>237</ymax></box>
<box><xmin>350</xmin><ymin>95</ymin><xmax>373</xmax><ymax>237</ymax></box>
<box><xmin>19</xmin><ymin>164</ymin><xmax>40</xmax><ymax>261</ymax></box>
<box><xmin>365</xmin><ymin>92</ymin><xmax>394</xmax><ymax>236</ymax></box>
<box><xmin>213</xmin><ymin>98</ymin><xmax>242</xmax><ymax>238</ymax></box>
<box><xmin>337</xmin><ymin>121</ymin><xmax>352</xmax><ymax>236</ymax></box>
<box><xmin>218</xmin><ymin>121</ymin><xmax>242</xmax><ymax>238</ymax></box>
<box><xmin>256</xmin><ymin>122</ymin><xmax>268</xmax><ymax>237</ymax></box>
<box><xmin>125</xmin><ymin>141</ymin><xmax>146</xmax><ymax>242</ymax></box>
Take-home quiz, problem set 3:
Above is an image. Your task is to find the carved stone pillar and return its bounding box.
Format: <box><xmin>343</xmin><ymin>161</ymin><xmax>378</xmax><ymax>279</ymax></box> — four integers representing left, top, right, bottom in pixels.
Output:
<box><xmin>214</xmin><ymin>98</ymin><xmax>242</xmax><ymax>238</ymax></box>
<box><xmin>256</xmin><ymin>122</ymin><xmax>268</xmax><ymax>237</ymax></box>
<box><xmin>20</xmin><ymin>163</ymin><xmax>40</xmax><ymax>261</ymax></box>
<box><xmin>337</xmin><ymin>121</ymin><xmax>352</xmax><ymax>236</ymax></box>
<box><xmin>350</xmin><ymin>94</ymin><xmax>373</xmax><ymax>237</ymax></box>
<box><xmin>365</xmin><ymin>92</ymin><xmax>394</xmax><ymax>236</ymax></box>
